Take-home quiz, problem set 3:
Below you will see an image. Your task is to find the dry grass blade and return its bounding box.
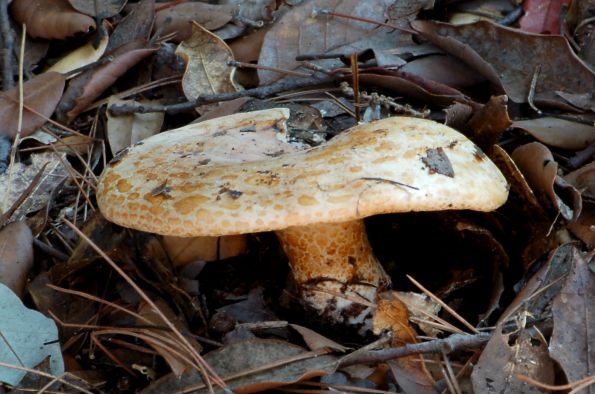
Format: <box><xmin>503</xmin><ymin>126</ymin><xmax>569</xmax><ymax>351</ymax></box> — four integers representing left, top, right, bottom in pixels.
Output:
<box><xmin>516</xmin><ymin>373</ymin><xmax>595</xmax><ymax>393</ymax></box>
<box><xmin>407</xmin><ymin>275</ymin><xmax>479</xmax><ymax>334</ymax></box>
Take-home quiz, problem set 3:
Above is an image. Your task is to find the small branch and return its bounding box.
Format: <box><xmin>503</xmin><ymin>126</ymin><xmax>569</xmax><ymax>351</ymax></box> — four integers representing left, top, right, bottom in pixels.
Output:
<box><xmin>108</xmin><ymin>75</ymin><xmax>341</xmax><ymax>116</ymax></box>
<box><xmin>339</xmin><ymin>332</ymin><xmax>490</xmax><ymax>367</ymax></box>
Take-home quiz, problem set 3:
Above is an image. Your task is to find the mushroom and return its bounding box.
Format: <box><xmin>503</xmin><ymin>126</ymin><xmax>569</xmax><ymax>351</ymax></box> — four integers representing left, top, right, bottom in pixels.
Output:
<box><xmin>97</xmin><ymin>112</ymin><xmax>509</xmax><ymax>333</ymax></box>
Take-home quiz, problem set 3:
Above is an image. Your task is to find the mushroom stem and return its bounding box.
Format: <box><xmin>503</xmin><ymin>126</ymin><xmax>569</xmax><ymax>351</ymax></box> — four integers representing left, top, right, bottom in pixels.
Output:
<box><xmin>275</xmin><ymin>220</ymin><xmax>390</xmax><ymax>332</ymax></box>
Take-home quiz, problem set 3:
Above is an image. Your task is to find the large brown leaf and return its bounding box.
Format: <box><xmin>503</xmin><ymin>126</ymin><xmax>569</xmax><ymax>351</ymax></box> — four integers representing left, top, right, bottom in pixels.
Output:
<box><xmin>549</xmin><ymin>247</ymin><xmax>595</xmax><ymax>392</ymax></box>
<box><xmin>67</xmin><ymin>0</ymin><xmax>126</xmax><ymax>18</ymax></box>
<box><xmin>0</xmin><ymin>72</ymin><xmax>65</xmax><ymax>138</ymax></box>
<box><xmin>257</xmin><ymin>0</ymin><xmax>427</xmax><ymax>85</ymax></box>
<box><xmin>412</xmin><ymin>20</ymin><xmax>595</xmax><ymax>109</ymax></box>
<box><xmin>10</xmin><ymin>0</ymin><xmax>95</xmax><ymax>40</ymax></box>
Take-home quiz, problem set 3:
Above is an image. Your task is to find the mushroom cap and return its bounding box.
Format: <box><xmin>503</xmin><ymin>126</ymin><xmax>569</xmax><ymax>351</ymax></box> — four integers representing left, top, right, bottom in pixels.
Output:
<box><xmin>97</xmin><ymin>113</ymin><xmax>509</xmax><ymax>237</ymax></box>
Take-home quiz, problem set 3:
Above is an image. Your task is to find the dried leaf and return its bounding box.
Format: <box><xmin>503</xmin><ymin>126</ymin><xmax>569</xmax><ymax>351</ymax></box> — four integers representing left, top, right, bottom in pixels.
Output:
<box><xmin>549</xmin><ymin>247</ymin><xmax>595</xmax><ymax>389</ymax></box>
<box><xmin>47</xmin><ymin>27</ymin><xmax>109</xmax><ymax>74</ymax></box>
<box><xmin>374</xmin><ymin>292</ymin><xmax>435</xmax><ymax>394</ymax></box>
<box><xmin>519</xmin><ymin>0</ymin><xmax>571</xmax><ymax>34</ymax></box>
<box><xmin>464</xmin><ymin>95</ymin><xmax>511</xmax><ymax>149</ymax></box>
<box><xmin>0</xmin><ymin>283</ymin><xmax>64</xmax><ymax>386</ymax></box>
<box><xmin>106</xmin><ymin>97</ymin><xmax>165</xmax><ymax>155</ymax></box>
<box><xmin>0</xmin><ymin>72</ymin><xmax>65</xmax><ymax>139</ymax></box>
<box><xmin>57</xmin><ymin>40</ymin><xmax>157</xmax><ymax>123</ymax></box>
<box><xmin>257</xmin><ymin>0</ymin><xmax>418</xmax><ymax>85</ymax></box>
<box><xmin>105</xmin><ymin>0</ymin><xmax>154</xmax><ymax>52</ymax></box>
<box><xmin>565</xmin><ymin>162</ymin><xmax>595</xmax><ymax>247</ymax></box>
<box><xmin>10</xmin><ymin>0</ymin><xmax>95</xmax><ymax>39</ymax></box>
<box><xmin>0</xmin><ymin>152</ymin><xmax>68</xmax><ymax>222</ymax></box>
<box><xmin>511</xmin><ymin>142</ymin><xmax>581</xmax><ymax>222</ymax></box>
<box><xmin>412</xmin><ymin>20</ymin><xmax>595</xmax><ymax>109</ymax></box>
<box><xmin>0</xmin><ymin>221</ymin><xmax>33</xmax><ymax>298</ymax></box>
<box><xmin>176</xmin><ymin>22</ymin><xmax>238</xmax><ymax>103</ymax></box>
<box><xmin>512</xmin><ymin>117</ymin><xmax>595</xmax><ymax>150</ymax></box>
<box><xmin>143</xmin><ymin>339</ymin><xmax>338</xmax><ymax>394</ymax></box>
<box><xmin>489</xmin><ymin>146</ymin><xmax>555</xmax><ymax>269</ymax></box>
<box><xmin>68</xmin><ymin>0</ymin><xmax>126</xmax><ymax>18</ymax></box>
<box><xmin>471</xmin><ymin>326</ymin><xmax>554</xmax><ymax>393</ymax></box>
<box><xmin>290</xmin><ymin>324</ymin><xmax>349</xmax><ymax>352</ymax></box>
<box><xmin>154</xmin><ymin>2</ymin><xmax>236</xmax><ymax>42</ymax></box>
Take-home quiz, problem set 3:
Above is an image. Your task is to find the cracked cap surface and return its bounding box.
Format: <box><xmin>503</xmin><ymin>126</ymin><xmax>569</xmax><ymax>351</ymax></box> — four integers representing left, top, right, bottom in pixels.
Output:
<box><xmin>97</xmin><ymin>112</ymin><xmax>509</xmax><ymax>236</ymax></box>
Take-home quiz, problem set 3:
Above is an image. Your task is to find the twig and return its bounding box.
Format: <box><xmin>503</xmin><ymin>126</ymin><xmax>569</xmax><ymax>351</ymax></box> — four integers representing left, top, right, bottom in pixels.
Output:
<box><xmin>339</xmin><ymin>332</ymin><xmax>490</xmax><ymax>367</ymax></box>
<box><xmin>0</xmin><ymin>0</ymin><xmax>13</xmax><ymax>90</ymax></box>
<box><xmin>108</xmin><ymin>75</ymin><xmax>340</xmax><ymax>116</ymax></box>
<box><xmin>567</xmin><ymin>141</ymin><xmax>595</xmax><ymax>169</ymax></box>
<box><xmin>527</xmin><ymin>65</ymin><xmax>542</xmax><ymax>114</ymax></box>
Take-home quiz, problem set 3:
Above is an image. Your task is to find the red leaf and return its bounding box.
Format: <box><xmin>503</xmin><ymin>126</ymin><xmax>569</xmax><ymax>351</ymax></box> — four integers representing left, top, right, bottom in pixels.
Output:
<box><xmin>519</xmin><ymin>0</ymin><xmax>571</xmax><ymax>34</ymax></box>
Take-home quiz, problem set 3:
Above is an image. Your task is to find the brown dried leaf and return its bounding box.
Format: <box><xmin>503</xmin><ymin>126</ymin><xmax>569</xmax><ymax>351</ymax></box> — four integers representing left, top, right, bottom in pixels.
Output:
<box><xmin>359</xmin><ymin>73</ymin><xmax>468</xmax><ymax>107</ymax></box>
<box><xmin>257</xmin><ymin>0</ymin><xmax>418</xmax><ymax>85</ymax></box>
<box><xmin>176</xmin><ymin>22</ymin><xmax>238</xmax><ymax>103</ymax></box>
<box><xmin>511</xmin><ymin>142</ymin><xmax>581</xmax><ymax>222</ymax></box>
<box><xmin>143</xmin><ymin>339</ymin><xmax>338</xmax><ymax>393</ymax></box>
<box><xmin>471</xmin><ymin>326</ymin><xmax>554</xmax><ymax>393</ymax></box>
<box><xmin>57</xmin><ymin>40</ymin><xmax>157</xmax><ymax>123</ymax></box>
<box><xmin>565</xmin><ymin>163</ymin><xmax>595</xmax><ymax>247</ymax></box>
<box><xmin>489</xmin><ymin>146</ymin><xmax>555</xmax><ymax>269</ymax></box>
<box><xmin>374</xmin><ymin>292</ymin><xmax>435</xmax><ymax>394</ymax></box>
<box><xmin>105</xmin><ymin>0</ymin><xmax>154</xmax><ymax>52</ymax></box>
<box><xmin>464</xmin><ymin>95</ymin><xmax>511</xmax><ymax>149</ymax></box>
<box><xmin>412</xmin><ymin>20</ymin><xmax>595</xmax><ymax>109</ymax></box>
<box><xmin>512</xmin><ymin>117</ymin><xmax>595</xmax><ymax>150</ymax></box>
<box><xmin>400</xmin><ymin>54</ymin><xmax>487</xmax><ymax>90</ymax></box>
<box><xmin>0</xmin><ymin>72</ymin><xmax>65</xmax><ymax>139</ymax></box>
<box><xmin>0</xmin><ymin>221</ymin><xmax>33</xmax><ymax>298</ymax></box>
<box><xmin>154</xmin><ymin>2</ymin><xmax>236</xmax><ymax>42</ymax></box>
<box><xmin>10</xmin><ymin>0</ymin><xmax>95</xmax><ymax>39</ymax></box>
<box><xmin>549</xmin><ymin>247</ymin><xmax>595</xmax><ymax>389</ymax></box>
<box><xmin>68</xmin><ymin>0</ymin><xmax>126</xmax><ymax>18</ymax></box>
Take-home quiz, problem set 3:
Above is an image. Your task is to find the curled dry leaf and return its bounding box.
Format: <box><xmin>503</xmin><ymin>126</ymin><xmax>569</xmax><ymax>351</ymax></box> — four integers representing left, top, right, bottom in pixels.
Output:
<box><xmin>489</xmin><ymin>146</ymin><xmax>555</xmax><ymax>269</ymax></box>
<box><xmin>412</xmin><ymin>20</ymin><xmax>595</xmax><ymax>109</ymax></box>
<box><xmin>511</xmin><ymin>142</ymin><xmax>582</xmax><ymax>222</ymax></box>
<box><xmin>565</xmin><ymin>162</ymin><xmax>595</xmax><ymax>247</ymax></box>
<box><xmin>464</xmin><ymin>95</ymin><xmax>512</xmax><ymax>149</ymax></box>
<box><xmin>549</xmin><ymin>247</ymin><xmax>595</xmax><ymax>387</ymax></box>
<box><xmin>0</xmin><ymin>72</ymin><xmax>65</xmax><ymax>139</ymax></box>
<box><xmin>57</xmin><ymin>40</ymin><xmax>158</xmax><ymax>123</ymax></box>
<box><xmin>512</xmin><ymin>117</ymin><xmax>595</xmax><ymax>150</ymax></box>
<box><xmin>374</xmin><ymin>292</ymin><xmax>435</xmax><ymax>394</ymax></box>
<box><xmin>154</xmin><ymin>2</ymin><xmax>236</xmax><ymax>42</ymax></box>
<box><xmin>10</xmin><ymin>0</ymin><xmax>95</xmax><ymax>40</ymax></box>
<box><xmin>67</xmin><ymin>0</ymin><xmax>126</xmax><ymax>18</ymax></box>
<box><xmin>0</xmin><ymin>221</ymin><xmax>33</xmax><ymax>298</ymax></box>
<box><xmin>176</xmin><ymin>22</ymin><xmax>238</xmax><ymax>103</ymax></box>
